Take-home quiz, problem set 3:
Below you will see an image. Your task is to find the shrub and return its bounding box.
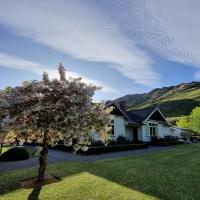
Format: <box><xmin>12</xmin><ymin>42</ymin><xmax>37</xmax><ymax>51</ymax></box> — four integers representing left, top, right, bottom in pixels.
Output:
<box><xmin>164</xmin><ymin>135</ymin><xmax>178</xmax><ymax>141</ymax></box>
<box><xmin>150</xmin><ymin>136</ymin><xmax>158</xmax><ymax>144</ymax></box>
<box><xmin>117</xmin><ymin>135</ymin><xmax>130</xmax><ymax>145</ymax></box>
<box><xmin>90</xmin><ymin>140</ymin><xmax>105</xmax><ymax>147</ymax></box>
<box><xmin>149</xmin><ymin>136</ymin><xmax>184</xmax><ymax>146</ymax></box>
<box><xmin>108</xmin><ymin>140</ymin><xmax>118</xmax><ymax>146</ymax></box>
<box><xmin>181</xmin><ymin>131</ymin><xmax>193</xmax><ymax>140</ymax></box>
<box><xmin>156</xmin><ymin>141</ymin><xmax>184</xmax><ymax>146</ymax></box>
<box><xmin>51</xmin><ymin>144</ymin><xmax>73</xmax><ymax>152</ymax></box>
<box><xmin>0</xmin><ymin>147</ymin><xmax>30</xmax><ymax>162</ymax></box>
<box><xmin>191</xmin><ymin>135</ymin><xmax>200</xmax><ymax>141</ymax></box>
<box><xmin>133</xmin><ymin>140</ymin><xmax>144</xmax><ymax>144</ymax></box>
<box><xmin>157</xmin><ymin>136</ymin><xmax>178</xmax><ymax>143</ymax></box>
<box><xmin>157</xmin><ymin>138</ymin><xmax>166</xmax><ymax>142</ymax></box>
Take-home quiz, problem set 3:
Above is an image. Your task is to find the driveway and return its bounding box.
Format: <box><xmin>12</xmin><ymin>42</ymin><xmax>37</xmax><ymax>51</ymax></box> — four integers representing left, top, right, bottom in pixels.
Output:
<box><xmin>0</xmin><ymin>146</ymin><xmax>172</xmax><ymax>173</ymax></box>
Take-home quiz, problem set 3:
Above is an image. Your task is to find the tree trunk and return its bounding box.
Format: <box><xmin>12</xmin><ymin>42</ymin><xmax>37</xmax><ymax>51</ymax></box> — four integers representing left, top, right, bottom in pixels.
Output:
<box><xmin>38</xmin><ymin>131</ymin><xmax>48</xmax><ymax>182</ymax></box>
<box><xmin>0</xmin><ymin>143</ymin><xmax>3</xmax><ymax>155</ymax></box>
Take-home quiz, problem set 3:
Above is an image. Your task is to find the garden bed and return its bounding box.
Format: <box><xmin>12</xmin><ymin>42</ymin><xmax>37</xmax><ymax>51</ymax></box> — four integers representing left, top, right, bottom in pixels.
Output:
<box><xmin>19</xmin><ymin>175</ymin><xmax>61</xmax><ymax>188</ymax></box>
<box><xmin>153</xmin><ymin>141</ymin><xmax>184</xmax><ymax>146</ymax></box>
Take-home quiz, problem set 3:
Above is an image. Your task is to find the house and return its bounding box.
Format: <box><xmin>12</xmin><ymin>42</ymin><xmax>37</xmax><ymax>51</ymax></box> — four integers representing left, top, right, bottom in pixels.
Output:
<box><xmin>169</xmin><ymin>126</ymin><xmax>194</xmax><ymax>139</ymax></box>
<box><xmin>92</xmin><ymin>101</ymin><xmax>184</xmax><ymax>143</ymax></box>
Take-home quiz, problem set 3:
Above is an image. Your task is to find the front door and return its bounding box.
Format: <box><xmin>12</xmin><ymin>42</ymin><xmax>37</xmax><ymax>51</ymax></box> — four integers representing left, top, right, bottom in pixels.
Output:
<box><xmin>133</xmin><ymin>126</ymin><xmax>138</xmax><ymax>142</ymax></box>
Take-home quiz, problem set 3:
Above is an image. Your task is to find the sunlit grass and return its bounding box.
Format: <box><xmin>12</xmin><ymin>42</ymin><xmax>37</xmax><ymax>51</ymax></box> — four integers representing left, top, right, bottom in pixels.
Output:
<box><xmin>1</xmin><ymin>144</ymin><xmax>200</xmax><ymax>199</ymax></box>
<box><xmin>1</xmin><ymin>146</ymin><xmax>10</xmax><ymax>154</ymax></box>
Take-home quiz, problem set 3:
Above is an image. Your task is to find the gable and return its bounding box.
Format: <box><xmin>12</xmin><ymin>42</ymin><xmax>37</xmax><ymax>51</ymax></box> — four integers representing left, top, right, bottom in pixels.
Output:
<box><xmin>126</xmin><ymin>106</ymin><xmax>156</xmax><ymax>123</ymax></box>
<box><xmin>148</xmin><ymin>110</ymin><xmax>166</xmax><ymax>122</ymax></box>
<box><xmin>111</xmin><ymin>105</ymin><xmax>125</xmax><ymax>117</ymax></box>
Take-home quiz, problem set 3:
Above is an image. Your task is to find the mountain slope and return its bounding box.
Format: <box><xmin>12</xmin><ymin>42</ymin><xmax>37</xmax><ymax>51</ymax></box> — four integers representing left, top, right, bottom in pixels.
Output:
<box><xmin>116</xmin><ymin>82</ymin><xmax>200</xmax><ymax>120</ymax></box>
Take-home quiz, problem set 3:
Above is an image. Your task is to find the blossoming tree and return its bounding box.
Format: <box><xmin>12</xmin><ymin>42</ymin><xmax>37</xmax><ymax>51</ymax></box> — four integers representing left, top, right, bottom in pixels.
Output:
<box><xmin>0</xmin><ymin>90</ymin><xmax>17</xmax><ymax>155</ymax></box>
<box><xmin>0</xmin><ymin>117</ymin><xmax>16</xmax><ymax>155</ymax></box>
<box><xmin>0</xmin><ymin>64</ymin><xmax>112</xmax><ymax>181</ymax></box>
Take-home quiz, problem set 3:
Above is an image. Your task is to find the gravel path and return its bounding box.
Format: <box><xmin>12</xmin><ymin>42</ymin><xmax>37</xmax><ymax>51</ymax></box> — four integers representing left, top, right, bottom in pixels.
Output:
<box><xmin>0</xmin><ymin>146</ymin><xmax>172</xmax><ymax>173</ymax></box>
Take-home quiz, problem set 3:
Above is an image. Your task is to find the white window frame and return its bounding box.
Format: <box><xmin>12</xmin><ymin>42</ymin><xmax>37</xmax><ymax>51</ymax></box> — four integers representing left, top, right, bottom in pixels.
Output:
<box><xmin>110</xmin><ymin>120</ymin><xmax>115</xmax><ymax>136</ymax></box>
<box><xmin>148</xmin><ymin>122</ymin><xmax>158</xmax><ymax>136</ymax></box>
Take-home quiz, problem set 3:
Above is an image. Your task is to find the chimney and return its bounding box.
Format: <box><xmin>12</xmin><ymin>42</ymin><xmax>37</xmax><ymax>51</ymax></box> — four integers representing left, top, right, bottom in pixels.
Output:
<box><xmin>119</xmin><ymin>101</ymin><xmax>128</xmax><ymax>111</ymax></box>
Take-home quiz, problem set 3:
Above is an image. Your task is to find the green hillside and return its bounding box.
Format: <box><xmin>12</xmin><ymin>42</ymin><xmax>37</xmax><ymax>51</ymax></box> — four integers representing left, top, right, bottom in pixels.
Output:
<box><xmin>116</xmin><ymin>82</ymin><xmax>200</xmax><ymax>121</ymax></box>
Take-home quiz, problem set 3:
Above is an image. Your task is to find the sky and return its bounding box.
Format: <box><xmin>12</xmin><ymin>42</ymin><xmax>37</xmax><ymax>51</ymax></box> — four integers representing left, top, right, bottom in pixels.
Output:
<box><xmin>0</xmin><ymin>0</ymin><xmax>199</xmax><ymax>101</ymax></box>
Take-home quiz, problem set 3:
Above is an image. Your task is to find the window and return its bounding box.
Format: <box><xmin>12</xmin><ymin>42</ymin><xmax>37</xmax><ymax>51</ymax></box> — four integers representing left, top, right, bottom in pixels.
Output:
<box><xmin>111</xmin><ymin>125</ymin><xmax>114</xmax><ymax>135</ymax></box>
<box><xmin>109</xmin><ymin>120</ymin><xmax>114</xmax><ymax>135</ymax></box>
<box><xmin>148</xmin><ymin>123</ymin><xmax>157</xmax><ymax>136</ymax></box>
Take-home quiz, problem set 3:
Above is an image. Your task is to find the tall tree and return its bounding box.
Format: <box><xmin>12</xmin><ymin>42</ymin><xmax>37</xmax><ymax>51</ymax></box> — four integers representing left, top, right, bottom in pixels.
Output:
<box><xmin>189</xmin><ymin>107</ymin><xmax>200</xmax><ymax>133</ymax></box>
<box><xmin>176</xmin><ymin>116</ymin><xmax>189</xmax><ymax>129</ymax></box>
<box><xmin>176</xmin><ymin>107</ymin><xmax>200</xmax><ymax>134</ymax></box>
<box><xmin>0</xmin><ymin>64</ymin><xmax>112</xmax><ymax>181</ymax></box>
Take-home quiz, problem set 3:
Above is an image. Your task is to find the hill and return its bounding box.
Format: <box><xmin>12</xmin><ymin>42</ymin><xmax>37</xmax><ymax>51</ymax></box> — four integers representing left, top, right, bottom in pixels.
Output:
<box><xmin>116</xmin><ymin>82</ymin><xmax>200</xmax><ymax>122</ymax></box>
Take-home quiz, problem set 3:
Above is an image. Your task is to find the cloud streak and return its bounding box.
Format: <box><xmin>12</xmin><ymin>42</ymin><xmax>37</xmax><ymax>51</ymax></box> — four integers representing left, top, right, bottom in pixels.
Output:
<box><xmin>1</xmin><ymin>0</ymin><xmax>198</xmax><ymax>87</ymax></box>
<box><xmin>0</xmin><ymin>52</ymin><xmax>118</xmax><ymax>94</ymax></box>
<box><xmin>0</xmin><ymin>0</ymin><xmax>160</xmax><ymax>87</ymax></box>
<box><xmin>112</xmin><ymin>0</ymin><xmax>200</xmax><ymax>79</ymax></box>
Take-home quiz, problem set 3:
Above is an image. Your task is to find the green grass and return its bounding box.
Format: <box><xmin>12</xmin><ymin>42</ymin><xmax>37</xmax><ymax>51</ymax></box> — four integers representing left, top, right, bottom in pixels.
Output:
<box><xmin>1</xmin><ymin>146</ymin><xmax>10</xmax><ymax>154</ymax></box>
<box><xmin>127</xmin><ymin>84</ymin><xmax>200</xmax><ymax>119</ymax></box>
<box><xmin>1</xmin><ymin>144</ymin><xmax>200</xmax><ymax>200</ymax></box>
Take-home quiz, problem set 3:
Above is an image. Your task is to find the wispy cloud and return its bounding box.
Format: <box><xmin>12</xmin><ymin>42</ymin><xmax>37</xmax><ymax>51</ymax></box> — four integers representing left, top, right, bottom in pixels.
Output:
<box><xmin>113</xmin><ymin>0</ymin><xmax>200</xmax><ymax>79</ymax></box>
<box><xmin>0</xmin><ymin>0</ymin><xmax>160</xmax><ymax>87</ymax></box>
<box><xmin>0</xmin><ymin>52</ymin><xmax>118</xmax><ymax>94</ymax></box>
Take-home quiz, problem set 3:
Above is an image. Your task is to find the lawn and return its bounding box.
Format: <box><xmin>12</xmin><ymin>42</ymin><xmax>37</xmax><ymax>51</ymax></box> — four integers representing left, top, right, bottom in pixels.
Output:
<box><xmin>1</xmin><ymin>146</ymin><xmax>10</xmax><ymax>154</ymax></box>
<box><xmin>1</xmin><ymin>144</ymin><xmax>200</xmax><ymax>200</ymax></box>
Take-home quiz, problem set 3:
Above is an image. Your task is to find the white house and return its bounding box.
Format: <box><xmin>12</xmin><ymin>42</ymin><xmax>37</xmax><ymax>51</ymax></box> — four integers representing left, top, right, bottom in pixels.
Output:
<box><xmin>92</xmin><ymin>101</ymin><xmax>185</xmax><ymax>143</ymax></box>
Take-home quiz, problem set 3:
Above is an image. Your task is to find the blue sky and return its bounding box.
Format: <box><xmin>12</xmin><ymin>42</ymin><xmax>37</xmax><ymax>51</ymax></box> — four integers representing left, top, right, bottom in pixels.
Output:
<box><xmin>0</xmin><ymin>0</ymin><xmax>199</xmax><ymax>101</ymax></box>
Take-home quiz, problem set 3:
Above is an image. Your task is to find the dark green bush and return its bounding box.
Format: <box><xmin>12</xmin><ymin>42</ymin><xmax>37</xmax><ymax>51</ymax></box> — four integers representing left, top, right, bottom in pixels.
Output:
<box><xmin>191</xmin><ymin>136</ymin><xmax>200</xmax><ymax>141</ymax></box>
<box><xmin>0</xmin><ymin>147</ymin><xmax>30</xmax><ymax>162</ymax></box>
<box><xmin>156</xmin><ymin>141</ymin><xmax>184</xmax><ymax>146</ymax></box>
<box><xmin>108</xmin><ymin>140</ymin><xmax>118</xmax><ymax>146</ymax></box>
<box><xmin>149</xmin><ymin>136</ymin><xmax>183</xmax><ymax>146</ymax></box>
<box><xmin>150</xmin><ymin>136</ymin><xmax>158</xmax><ymax>144</ymax></box>
<box><xmin>51</xmin><ymin>144</ymin><xmax>73</xmax><ymax>152</ymax></box>
<box><xmin>117</xmin><ymin>135</ymin><xmax>130</xmax><ymax>145</ymax></box>
<box><xmin>90</xmin><ymin>140</ymin><xmax>105</xmax><ymax>147</ymax></box>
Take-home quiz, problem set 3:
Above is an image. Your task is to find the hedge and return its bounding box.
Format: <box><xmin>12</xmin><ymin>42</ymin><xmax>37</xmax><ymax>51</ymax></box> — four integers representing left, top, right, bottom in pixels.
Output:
<box><xmin>0</xmin><ymin>147</ymin><xmax>30</xmax><ymax>162</ymax></box>
<box><xmin>155</xmin><ymin>141</ymin><xmax>184</xmax><ymax>146</ymax></box>
<box><xmin>78</xmin><ymin>143</ymin><xmax>148</xmax><ymax>155</ymax></box>
<box><xmin>51</xmin><ymin>144</ymin><xmax>73</xmax><ymax>152</ymax></box>
<box><xmin>191</xmin><ymin>136</ymin><xmax>200</xmax><ymax>141</ymax></box>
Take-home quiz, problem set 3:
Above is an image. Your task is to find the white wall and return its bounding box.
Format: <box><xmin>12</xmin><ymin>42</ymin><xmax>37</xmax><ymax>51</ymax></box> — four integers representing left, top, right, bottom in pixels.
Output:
<box><xmin>141</xmin><ymin>122</ymin><xmax>151</xmax><ymax>142</ymax></box>
<box><xmin>125</xmin><ymin>126</ymin><xmax>133</xmax><ymax>141</ymax></box>
<box><xmin>138</xmin><ymin>126</ymin><xmax>143</xmax><ymax>141</ymax></box>
<box><xmin>141</xmin><ymin>120</ymin><xmax>181</xmax><ymax>142</ymax></box>
<box><xmin>158</xmin><ymin>123</ymin><xmax>166</xmax><ymax>138</ymax></box>
<box><xmin>91</xmin><ymin>116</ymin><xmax>126</xmax><ymax>141</ymax></box>
<box><xmin>112</xmin><ymin>116</ymin><xmax>126</xmax><ymax>141</ymax></box>
<box><xmin>169</xmin><ymin>127</ymin><xmax>183</xmax><ymax>138</ymax></box>
<box><xmin>91</xmin><ymin>118</ymin><xmax>181</xmax><ymax>143</ymax></box>
<box><xmin>159</xmin><ymin>125</ymin><xmax>182</xmax><ymax>138</ymax></box>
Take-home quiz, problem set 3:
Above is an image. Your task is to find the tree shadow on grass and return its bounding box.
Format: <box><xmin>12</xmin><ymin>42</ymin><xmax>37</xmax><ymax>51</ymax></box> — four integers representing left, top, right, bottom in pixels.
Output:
<box><xmin>27</xmin><ymin>187</ymin><xmax>42</xmax><ymax>200</ymax></box>
<box><xmin>1</xmin><ymin>144</ymin><xmax>200</xmax><ymax>200</ymax></box>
